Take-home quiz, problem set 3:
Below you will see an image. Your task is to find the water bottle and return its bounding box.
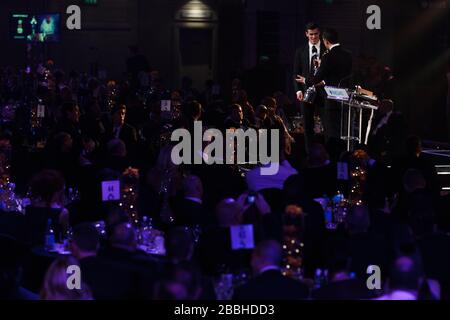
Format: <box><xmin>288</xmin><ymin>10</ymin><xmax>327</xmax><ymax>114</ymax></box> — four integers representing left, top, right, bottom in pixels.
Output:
<box><xmin>314</xmin><ymin>269</ymin><xmax>323</xmax><ymax>289</ymax></box>
<box><xmin>333</xmin><ymin>190</ymin><xmax>344</xmax><ymax>204</ymax></box>
<box><xmin>62</xmin><ymin>226</ymin><xmax>73</xmax><ymax>251</ymax></box>
<box><xmin>45</xmin><ymin>218</ymin><xmax>55</xmax><ymax>251</ymax></box>
<box><xmin>322</xmin><ymin>269</ymin><xmax>329</xmax><ymax>287</ymax></box>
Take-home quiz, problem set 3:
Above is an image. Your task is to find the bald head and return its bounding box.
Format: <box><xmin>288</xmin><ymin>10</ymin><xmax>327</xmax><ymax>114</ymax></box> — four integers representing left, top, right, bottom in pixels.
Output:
<box><xmin>110</xmin><ymin>222</ymin><xmax>136</xmax><ymax>251</ymax></box>
<box><xmin>251</xmin><ymin>240</ymin><xmax>283</xmax><ymax>273</ymax></box>
<box><xmin>389</xmin><ymin>256</ymin><xmax>420</xmax><ymax>292</ymax></box>
<box><xmin>347</xmin><ymin>205</ymin><xmax>370</xmax><ymax>234</ymax></box>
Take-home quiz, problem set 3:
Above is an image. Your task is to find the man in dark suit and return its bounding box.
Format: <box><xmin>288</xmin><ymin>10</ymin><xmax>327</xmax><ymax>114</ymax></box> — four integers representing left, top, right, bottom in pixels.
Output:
<box><xmin>293</xmin><ymin>22</ymin><xmax>327</xmax><ymax>153</ymax></box>
<box><xmin>171</xmin><ymin>175</ymin><xmax>211</xmax><ymax>227</ymax></box>
<box><xmin>368</xmin><ymin>99</ymin><xmax>406</xmax><ymax>161</ymax></box>
<box><xmin>233</xmin><ymin>240</ymin><xmax>309</xmax><ymax>300</ymax></box>
<box><xmin>70</xmin><ymin>222</ymin><xmax>154</xmax><ymax>299</ymax></box>
<box><xmin>312</xmin><ymin>28</ymin><xmax>353</xmax><ymax>140</ymax></box>
<box><xmin>104</xmin><ymin>104</ymin><xmax>138</xmax><ymax>163</ymax></box>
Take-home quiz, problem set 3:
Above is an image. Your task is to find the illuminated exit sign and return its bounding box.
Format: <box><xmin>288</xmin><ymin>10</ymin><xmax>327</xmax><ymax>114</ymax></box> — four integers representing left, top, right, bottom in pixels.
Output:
<box><xmin>84</xmin><ymin>0</ymin><xmax>98</xmax><ymax>5</ymax></box>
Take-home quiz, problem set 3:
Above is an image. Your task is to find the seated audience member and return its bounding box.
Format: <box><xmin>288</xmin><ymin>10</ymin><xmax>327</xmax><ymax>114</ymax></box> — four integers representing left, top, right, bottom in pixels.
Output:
<box><xmin>52</xmin><ymin>101</ymin><xmax>82</xmax><ymax>153</ymax></box>
<box><xmin>224</xmin><ymin>104</ymin><xmax>250</xmax><ymax>129</ymax></box>
<box><xmin>104</xmin><ymin>104</ymin><xmax>138</xmax><ymax>162</ymax></box>
<box><xmin>283</xmin><ymin>174</ymin><xmax>326</xmax><ymax>278</ymax></box>
<box><xmin>43</xmin><ymin>132</ymin><xmax>79</xmax><ymax>186</ymax></box>
<box><xmin>104</xmin><ymin>138</ymin><xmax>129</xmax><ymax>173</ymax></box>
<box><xmin>233</xmin><ymin>240</ymin><xmax>309</xmax><ymax>300</ymax></box>
<box><xmin>40</xmin><ymin>256</ymin><xmax>93</xmax><ymax>300</ymax></box>
<box><xmin>254</xmin><ymin>105</ymin><xmax>269</xmax><ymax>129</ymax></box>
<box><xmin>102</xmin><ymin>220</ymin><xmax>162</xmax><ymax>297</ymax></box>
<box><xmin>302</xmin><ymin>143</ymin><xmax>337</xmax><ymax>198</ymax></box>
<box><xmin>312</xmin><ymin>253</ymin><xmax>378</xmax><ymax>300</ymax></box>
<box><xmin>153</xmin><ymin>279</ymin><xmax>189</xmax><ymax>300</ymax></box>
<box><xmin>195</xmin><ymin>193</ymin><xmax>281</xmax><ymax>276</ymax></box>
<box><xmin>157</xmin><ymin>262</ymin><xmax>216</xmax><ymax>300</ymax></box>
<box><xmin>0</xmin><ymin>234</ymin><xmax>37</xmax><ymax>300</ymax></box>
<box><xmin>171</xmin><ymin>175</ymin><xmax>210</xmax><ymax>227</ymax></box>
<box><xmin>105</xmin><ymin>221</ymin><xmax>138</xmax><ymax>256</ymax></box>
<box><xmin>345</xmin><ymin>205</ymin><xmax>390</xmax><ymax>279</ymax></box>
<box><xmin>417</xmin><ymin>221</ymin><xmax>450</xmax><ymax>299</ymax></box>
<box><xmin>196</xmin><ymin>198</ymin><xmax>250</xmax><ymax>275</ymax></box>
<box><xmin>232</xmin><ymin>89</ymin><xmax>255</xmax><ymax>125</ymax></box>
<box><xmin>25</xmin><ymin>170</ymin><xmax>69</xmax><ymax>245</ymax></box>
<box><xmin>394</xmin><ymin>168</ymin><xmax>436</xmax><ymax>233</ymax></box>
<box><xmin>369</xmin><ymin>99</ymin><xmax>405</xmax><ymax>160</ymax></box>
<box><xmin>166</xmin><ymin>227</ymin><xmax>195</xmax><ymax>265</ymax></box>
<box><xmin>376</xmin><ymin>256</ymin><xmax>421</xmax><ymax>300</ymax></box>
<box><xmin>181</xmin><ymin>100</ymin><xmax>203</xmax><ymax>125</ymax></box>
<box><xmin>393</xmin><ymin>136</ymin><xmax>439</xmax><ymax>196</ymax></box>
<box><xmin>71</xmin><ymin>223</ymin><xmax>138</xmax><ymax>299</ymax></box>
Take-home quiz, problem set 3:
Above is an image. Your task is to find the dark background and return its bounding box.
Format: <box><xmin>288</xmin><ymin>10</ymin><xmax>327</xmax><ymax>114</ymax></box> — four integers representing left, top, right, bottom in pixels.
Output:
<box><xmin>0</xmin><ymin>0</ymin><xmax>449</xmax><ymax>141</ymax></box>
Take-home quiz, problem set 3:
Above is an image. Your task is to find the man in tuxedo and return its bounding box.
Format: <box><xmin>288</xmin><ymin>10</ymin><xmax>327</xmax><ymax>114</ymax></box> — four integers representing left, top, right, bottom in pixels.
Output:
<box><xmin>368</xmin><ymin>99</ymin><xmax>406</xmax><ymax>160</ymax></box>
<box><xmin>233</xmin><ymin>240</ymin><xmax>309</xmax><ymax>300</ymax></box>
<box><xmin>172</xmin><ymin>175</ymin><xmax>210</xmax><ymax>227</ymax></box>
<box><xmin>312</xmin><ymin>28</ymin><xmax>353</xmax><ymax>140</ymax></box>
<box><xmin>293</xmin><ymin>22</ymin><xmax>327</xmax><ymax>153</ymax></box>
<box><xmin>104</xmin><ymin>104</ymin><xmax>138</xmax><ymax>163</ymax></box>
<box><xmin>71</xmin><ymin>223</ymin><xmax>139</xmax><ymax>299</ymax></box>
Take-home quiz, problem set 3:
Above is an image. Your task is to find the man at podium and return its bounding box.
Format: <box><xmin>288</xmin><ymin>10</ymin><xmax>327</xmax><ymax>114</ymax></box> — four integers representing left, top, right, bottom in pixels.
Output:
<box><xmin>312</xmin><ymin>28</ymin><xmax>352</xmax><ymax>140</ymax></box>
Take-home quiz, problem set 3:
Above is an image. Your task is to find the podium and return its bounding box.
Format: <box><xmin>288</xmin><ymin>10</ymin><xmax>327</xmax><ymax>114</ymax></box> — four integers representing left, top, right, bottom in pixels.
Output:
<box><xmin>324</xmin><ymin>86</ymin><xmax>378</xmax><ymax>151</ymax></box>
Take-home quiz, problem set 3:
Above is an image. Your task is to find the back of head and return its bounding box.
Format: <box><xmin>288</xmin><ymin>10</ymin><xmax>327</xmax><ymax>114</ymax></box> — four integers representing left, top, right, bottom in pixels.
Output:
<box><xmin>183</xmin><ymin>100</ymin><xmax>202</xmax><ymax>120</ymax></box>
<box><xmin>322</xmin><ymin>28</ymin><xmax>339</xmax><ymax>45</ymax></box>
<box><xmin>165</xmin><ymin>262</ymin><xmax>203</xmax><ymax>300</ymax></box>
<box><xmin>283</xmin><ymin>174</ymin><xmax>307</xmax><ymax>203</ymax></box>
<box><xmin>389</xmin><ymin>256</ymin><xmax>420</xmax><ymax>293</ymax></box>
<box><xmin>255</xmin><ymin>104</ymin><xmax>268</xmax><ymax>117</ymax></box>
<box><xmin>40</xmin><ymin>256</ymin><xmax>93</xmax><ymax>300</ymax></box>
<box><xmin>110</xmin><ymin>221</ymin><xmax>136</xmax><ymax>251</ymax></box>
<box><xmin>307</xmin><ymin>143</ymin><xmax>330</xmax><ymax>167</ymax></box>
<box><xmin>72</xmin><ymin>223</ymin><xmax>100</xmax><ymax>255</ymax></box>
<box><xmin>107</xmin><ymin>138</ymin><xmax>127</xmax><ymax>158</ymax></box>
<box><xmin>182</xmin><ymin>175</ymin><xmax>203</xmax><ymax>198</ymax></box>
<box><xmin>252</xmin><ymin>240</ymin><xmax>282</xmax><ymax>269</ymax></box>
<box><xmin>215</xmin><ymin>199</ymin><xmax>243</xmax><ymax>227</ymax></box>
<box><xmin>29</xmin><ymin>169</ymin><xmax>65</xmax><ymax>206</ymax></box>
<box><xmin>346</xmin><ymin>205</ymin><xmax>370</xmax><ymax>234</ymax></box>
<box><xmin>0</xmin><ymin>234</ymin><xmax>28</xmax><ymax>299</ymax></box>
<box><xmin>154</xmin><ymin>279</ymin><xmax>188</xmax><ymax>300</ymax></box>
<box><xmin>328</xmin><ymin>247</ymin><xmax>351</xmax><ymax>281</ymax></box>
<box><xmin>166</xmin><ymin>227</ymin><xmax>195</xmax><ymax>263</ymax></box>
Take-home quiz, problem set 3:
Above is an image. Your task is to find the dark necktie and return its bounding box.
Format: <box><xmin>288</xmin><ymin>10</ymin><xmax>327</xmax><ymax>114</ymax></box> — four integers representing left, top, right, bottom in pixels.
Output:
<box><xmin>310</xmin><ymin>46</ymin><xmax>318</xmax><ymax>74</ymax></box>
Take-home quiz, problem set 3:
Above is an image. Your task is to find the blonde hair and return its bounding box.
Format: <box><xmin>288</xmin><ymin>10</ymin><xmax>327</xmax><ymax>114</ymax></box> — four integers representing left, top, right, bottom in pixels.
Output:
<box><xmin>40</xmin><ymin>256</ymin><xmax>93</xmax><ymax>300</ymax></box>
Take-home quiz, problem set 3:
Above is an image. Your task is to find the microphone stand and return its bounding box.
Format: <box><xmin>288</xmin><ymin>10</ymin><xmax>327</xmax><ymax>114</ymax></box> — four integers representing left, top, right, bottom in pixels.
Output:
<box><xmin>338</xmin><ymin>74</ymin><xmax>353</xmax><ymax>146</ymax></box>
